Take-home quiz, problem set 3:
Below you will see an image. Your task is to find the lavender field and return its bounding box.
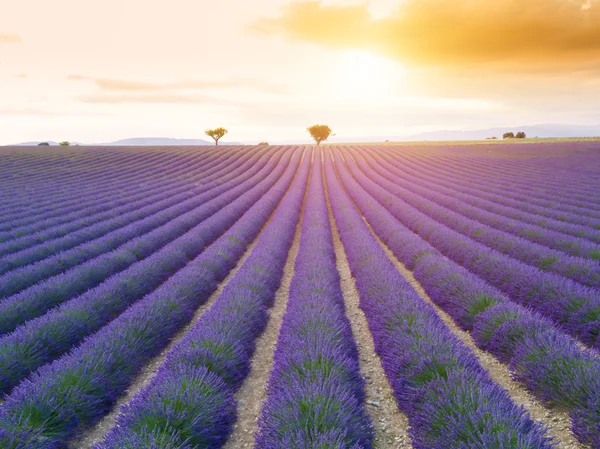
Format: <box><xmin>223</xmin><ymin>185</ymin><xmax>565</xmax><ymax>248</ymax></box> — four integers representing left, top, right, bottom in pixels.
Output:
<box><xmin>0</xmin><ymin>142</ymin><xmax>599</xmax><ymax>449</ymax></box>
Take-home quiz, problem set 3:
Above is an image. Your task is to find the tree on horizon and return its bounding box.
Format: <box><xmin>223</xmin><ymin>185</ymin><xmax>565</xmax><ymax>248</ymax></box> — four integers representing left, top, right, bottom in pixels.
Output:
<box><xmin>205</xmin><ymin>127</ymin><xmax>228</xmax><ymax>146</ymax></box>
<box><xmin>307</xmin><ymin>124</ymin><xmax>332</xmax><ymax>145</ymax></box>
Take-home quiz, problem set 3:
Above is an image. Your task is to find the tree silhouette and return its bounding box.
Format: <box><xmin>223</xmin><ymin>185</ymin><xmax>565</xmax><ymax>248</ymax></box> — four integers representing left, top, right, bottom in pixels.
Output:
<box><xmin>515</xmin><ymin>131</ymin><xmax>527</xmax><ymax>139</ymax></box>
<box><xmin>258</xmin><ymin>141</ymin><xmax>269</xmax><ymax>146</ymax></box>
<box><xmin>205</xmin><ymin>127</ymin><xmax>228</xmax><ymax>146</ymax></box>
<box><xmin>307</xmin><ymin>124</ymin><xmax>332</xmax><ymax>145</ymax></box>
<box><xmin>503</xmin><ymin>132</ymin><xmax>515</xmax><ymax>139</ymax></box>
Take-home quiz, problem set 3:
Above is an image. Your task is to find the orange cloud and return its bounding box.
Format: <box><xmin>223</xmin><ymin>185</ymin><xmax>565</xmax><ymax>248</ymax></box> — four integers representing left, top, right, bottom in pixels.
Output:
<box><xmin>0</xmin><ymin>33</ymin><xmax>21</xmax><ymax>44</ymax></box>
<box><xmin>68</xmin><ymin>76</ymin><xmax>285</xmax><ymax>94</ymax></box>
<box><xmin>252</xmin><ymin>0</ymin><xmax>600</xmax><ymax>71</ymax></box>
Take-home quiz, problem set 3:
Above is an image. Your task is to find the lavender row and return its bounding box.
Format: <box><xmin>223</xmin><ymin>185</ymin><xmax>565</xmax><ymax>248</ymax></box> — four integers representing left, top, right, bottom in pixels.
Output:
<box><xmin>0</xmin><ymin>149</ymin><xmax>296</xmax><ymax>395</ymax></box>
<box><xmin>390</xmin><ymin>147</ymin><xmax>600</xmax><ymax>225</ymax></box>
<box><xmin>344</xmin><ymin>151</ymin><xmax>600</xmax><ymax>349</ymax></box>
<box><xmin>0</xmin><ymin>147</ymin><xmax>190</xmax><ymax>219</ymax></box>
<box><xmin>385</xmin><ymin>147</ymin><xmax>600</xmax><ymax>230</ymax></box>
<box><xmin>334</xmin><ymin>149</ymin><xmax>600</xmax><ymax>447</ymax></box>
<box><xmin>417</xmin><ymin>144</ymin><xmax>600</xmax><ymax>197</ymax></box>
<box><xmin>0</xmin><ymin>148</ymin><xmax>301</xmax><ymax>449</ymax></box>
<box><xmin>390</xmin><ymin>147</ymin><xmax>600</xmax><ymax>210</ymax></box>
<box><xmin>325</xmin><ymin>151</ymin><xmax>553</xmax><ymax>449</ymax></box>
<box><xmin>380</xmin><ymin>148</ymin><xmax>600</xmax><ymax>239</ymax></box>
<box><xmin>256</xmin><ymin>149</ymin><xmax>373</xmax><ymax>449</ymax></box>
<box><xmin>392</xmin><ymin>146</ymin><xmax>600</xmax><ymax>213</ymax></box>
<box><xmin>0</xmin><ymin>147</ymin><xmax>207</xmax><ymax>228</ymax></box>
<box><xmin>363</xmin><ymin>149</ymin><xmax>600</xmax><ymax>260</ymax></box>
<box><xmin>0</xmin><ymin>147</ymin><xmax>153</xmax><ymax>195</ymax></box>
<box><xmin>349</xmin><ymin>149</ymin><xmax>600</xmax><ymax>286</ymax></box>
<box><xmin>0</xmin><ymin>146</ymin><xmax>268</xmax><ymax>280</ymax></box>
<box><xmin>95</xmin><ymin>147</ymin><xmax>311</xmax><ymax>449</ymax></box>
<box><xmin>0</xmin><ymin>146</ymin><xmax>228</xmax><ymax>233</ymax></box>
<box><xmin>0</xmin><ymin>145</ymin><xmax>227</xmax><ymax>228</ymax></box>
<box><xmin>0</xmin><ymin>145</ymin><xmax>234</xmax><ymax>243</ymax></box>
<box><xmin>0</xmin><ymin>148</ymin><xmax>285</xmax><ymax>335</ymax></box>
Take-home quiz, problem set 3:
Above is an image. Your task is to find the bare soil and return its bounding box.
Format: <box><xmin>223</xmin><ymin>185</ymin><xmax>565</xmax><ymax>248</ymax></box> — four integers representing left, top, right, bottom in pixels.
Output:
<box><xmin>223</xmin><ymin>152</ymin><xmax>310</xmax><ymax>449</ymax></box>
<box><xmin>324</xmin><ymin>182</ymin><xmax>414</xmax><ymax>448</ymax></box>
<box><xmin>222</xmin><ymin>220</ymin><xmax>302</xmax><ymax>449</ymax></box>
<box><xmin>369</xmin><ymin>227</ymin><xmax>584</xmax><ymax>449</ymax></box>
<box><xmin>71</xmin><ymin>227</ymin><xmax>269</xmax><ymax>449</ymax></box>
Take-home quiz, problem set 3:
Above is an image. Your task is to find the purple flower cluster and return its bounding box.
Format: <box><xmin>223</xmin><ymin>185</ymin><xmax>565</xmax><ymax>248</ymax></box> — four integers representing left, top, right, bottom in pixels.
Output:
<box><xmin>0</xmin><ymin>145</ymin><xmax>260</xmax><ymax>263</ymax></box>
<box><xmin>0</xmin><ymin>146</ymin><xmax>228</xmax><ymax>245</ymax></box>
<box><xmin>0</xmin><ymin>148</ymin><xmax>302</xmax><ymax>448</ymax></box>
<box><xmin>0</xmin><ymin>149</ymin><xmax>295</xmax><ymax>396</ymax></box>
<box><xmin>0</xmin><ymin>148</ymin><xmax>283</xmax><ymax>336</ymax></box>
<box><xmin>343</xmin><ymin>150</ymin><xmax>600</xmax><ymax>348</ymax></box>
<box><xmin>325</xmin><ymin>151</ymin><xmax>553</xmax><ymax>449</ymax></box>
<box><xmin>332</xmin><ymin>148</ymin><xmax>600</xmax><ymax>447</ymax></box>
<box><xmin>0</xmin><ymin>147</ymin><xmax>218</xmax><ymax>228</ymax></box>
<box><xmin>0</xmin><ymin>146</ymin><xmax>272</xmax><ymax>296</ymax></box>
<box><xmin>94</xmin><ymin>148</ymin><xmax>311</xmax><ymax>449</ymax></box>
<box><xmin>396</xmin><ymin>143</ymin><xmax>600</xmax><ymax>207</ymax></box>
<box><xmin>256</xmin><ymin>149</ymin><xmax>373</xmax><ymax>449</ymax></box>
<box><xmin>364</xmin><ymin>149</ymin><xmax>600</xmax><ymax>283</ymax></box>
<box><xmin>378</xmin><ymin>147</ymin><xmax>600</xmax><ymax>240</ymax></box>
<box><xmin>360</xmin><ymin>148</ymin><xmax>600</xmax><ymax>262</ymax></box>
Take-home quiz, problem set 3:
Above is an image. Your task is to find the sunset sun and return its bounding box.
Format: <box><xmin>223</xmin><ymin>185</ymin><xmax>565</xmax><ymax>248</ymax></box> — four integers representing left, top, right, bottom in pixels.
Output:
<box><xmin>337</xmin><ymin>50</ymin><xmax>406</xmax><ymax>103</ymax></box>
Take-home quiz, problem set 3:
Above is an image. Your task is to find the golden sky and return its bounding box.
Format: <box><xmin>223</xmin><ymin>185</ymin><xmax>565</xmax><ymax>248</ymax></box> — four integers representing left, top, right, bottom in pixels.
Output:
<box><xmin>1</xmin><ymin>0</ymin><xmax>599</xmax><ymax>143</ymax></box>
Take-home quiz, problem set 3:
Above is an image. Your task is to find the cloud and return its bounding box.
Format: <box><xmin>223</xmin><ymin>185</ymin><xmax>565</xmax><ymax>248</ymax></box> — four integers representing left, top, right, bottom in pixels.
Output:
<box><xmin>78</xmin><ymin>92</ymin><xmax>240</xmax><ymax>105</ymax></box>
<box><xmin>0</xmin><ymin>108</ymin><xmax>65</xmax><ymax>117</ymax></box>
<box><xmin>252</xmin><ymin>0</ymin><xmax>600</xmax><ymax>72</ymax></box>
<box><xmin>0</xmin><ymin>33</ymin><xmax>21</xmax><ymax>44</ymax></box>
<box><xmin>68</xmin><ymin>76</ymin><xmax>285</xmax><ymax>94</ymax></box>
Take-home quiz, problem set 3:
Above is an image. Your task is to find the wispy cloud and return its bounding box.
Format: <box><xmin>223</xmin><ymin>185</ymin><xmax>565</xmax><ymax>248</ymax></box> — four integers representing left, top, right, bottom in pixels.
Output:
<box><xmin>252</xmin><ymin>0</ymin><xmax>600</xmax><ymax>72</ymax></box>
<box><xmin>68</xmin><ymin>76</ymin><xmax>286</xmax><ymax>94</ymax></box>
<box><xmin>0</xmin><ymin>33</ymin><xmax>21</xmax><ymax>44</ymax></box>
<box><xmin>78</xmin><ymin>92</ymin><xmax>240</xmax><ymax>105</ymax></box>
<box><xmin>0</xmin><ymin>108</ymin><xmax>64</xmax><ymax>117</ymax></box>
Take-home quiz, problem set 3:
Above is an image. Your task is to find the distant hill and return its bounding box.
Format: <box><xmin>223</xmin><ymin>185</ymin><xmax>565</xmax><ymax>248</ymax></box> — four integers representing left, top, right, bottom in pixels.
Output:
<box><xmin>8</xmin><ymin>124</ymin><xmax>600</xmax><ymax>146</ymax></box>
<box><xmin>12</xmin><ymin>141</ymin><xmax>59</xmax><ymax>146</ymax></box>
<box><xmin>9</xmin><ymin>137</ymin><xmax>241</xmax><ymax>146</ymax></box>
<box><xmin>99</xmin><ymin>137</ymin><xmax>215</xmax><ymax>146</ymax></box>
<box><xmin>401</xmin><ymin>124</ymin><xmax>600</xmax><ymax>141</ymax></box>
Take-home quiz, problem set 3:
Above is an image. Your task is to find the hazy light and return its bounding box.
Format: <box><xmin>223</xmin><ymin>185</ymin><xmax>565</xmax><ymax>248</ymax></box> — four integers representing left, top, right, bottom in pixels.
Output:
<box><xmin>335</xmin><ymin>50</ymin><xmax>408</xmax><ymax>103</ymax></box>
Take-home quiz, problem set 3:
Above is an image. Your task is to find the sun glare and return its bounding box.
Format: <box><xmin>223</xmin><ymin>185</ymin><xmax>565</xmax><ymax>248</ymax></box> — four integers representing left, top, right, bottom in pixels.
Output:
<box><xmin>336</xmin><ymin>50</ymin><xmax>407</xmax><ymax>103</ymax></box>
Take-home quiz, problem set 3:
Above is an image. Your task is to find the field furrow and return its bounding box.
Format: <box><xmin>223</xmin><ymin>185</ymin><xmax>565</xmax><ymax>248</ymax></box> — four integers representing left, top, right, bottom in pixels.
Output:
<box><xmin>0</xmin><ymin>141</ymin><xmax>598</xmax><ymax>448</ymax></box>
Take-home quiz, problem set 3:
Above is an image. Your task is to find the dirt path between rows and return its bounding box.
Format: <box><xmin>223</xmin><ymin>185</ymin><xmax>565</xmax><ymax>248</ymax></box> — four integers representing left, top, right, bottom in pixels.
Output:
<box><xmin>223</xmin><ymin>220</ymin><xmax>302</xmax><ymax>449</ymax></box>
<box><xmin>71</xmin><ymin>223</ymin><xmax>271</xmax><ymax>449</ymax></box>
<box><xmin>324</xmin><ymin>185</ymin><xmax>414</xmax><ymax>448</ymax></box>
<box><xmin>368</xmin><ymin>226</ymin><xmax>584</xmax><ymax>449</ymax></box>
<box><xmin>223</xmin><ymin>154</ymin><xmax>310</xmax><ymax>449</ymax></box>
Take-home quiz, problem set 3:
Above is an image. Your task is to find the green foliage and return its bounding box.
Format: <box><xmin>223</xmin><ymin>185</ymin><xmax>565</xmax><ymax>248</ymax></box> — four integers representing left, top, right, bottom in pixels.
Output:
<box><xmin>205</xmin><ymin>127</ymin><xmax>228</xmax><ymax>145</ymax></box>
<box><xmin>307</xmin><ymin>124</ymin><xmax>332</xmax><ymax>145</ymax></box>
<box><xmin>59</xmin><ymin>141</ymin><xmax>70</xmax><ymax>146</ymax></box>
<box><xmin>515</xmin><ymin>131</ymin><xmax>527</xmax><ymax>138</ymax></box>
<box><xmin>258</xmin><ymin>141</ymin><xmax>269</xmax><ymax>145</ymax></box>
<box><xmin>502</xmin><ymin>132</ymin><xmax>515</xmax><ymax>139</ymax></box>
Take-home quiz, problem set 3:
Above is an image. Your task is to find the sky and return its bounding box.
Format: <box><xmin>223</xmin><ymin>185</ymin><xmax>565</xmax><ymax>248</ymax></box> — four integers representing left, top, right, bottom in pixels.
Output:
<box><xmin>1</xmin><ymin>0</ymin><xmax>599</xmax><ymax>144</ymax></box>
